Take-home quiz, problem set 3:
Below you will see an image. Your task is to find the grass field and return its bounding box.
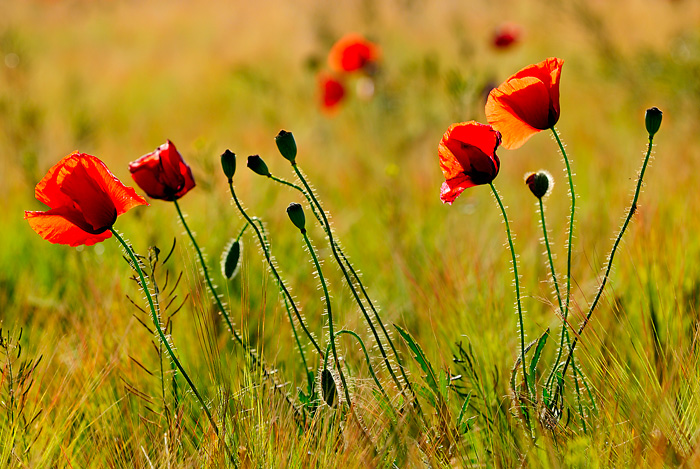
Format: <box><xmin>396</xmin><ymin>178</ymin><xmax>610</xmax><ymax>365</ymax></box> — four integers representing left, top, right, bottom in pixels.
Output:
<box><xmin>3</xmin><ymin>0</ymin><xmax>700</xmax><ymax>467</ymax></box>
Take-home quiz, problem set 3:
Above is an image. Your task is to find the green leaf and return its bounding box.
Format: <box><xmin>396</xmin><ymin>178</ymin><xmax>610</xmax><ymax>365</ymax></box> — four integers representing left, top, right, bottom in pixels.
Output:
<box><xmin>394</xmin><ymin>324</ymin><xmax>439</xmax><ymax>395</ymax></box>
<box><xmin>527</xmin><ymin>328</ymin><xmax>550</xmax><ymax>393</ymax></box>
<box><xmin>456</xmin><ymin>391</ymin><xmax>472</xmax><ymax>434</ymax></box>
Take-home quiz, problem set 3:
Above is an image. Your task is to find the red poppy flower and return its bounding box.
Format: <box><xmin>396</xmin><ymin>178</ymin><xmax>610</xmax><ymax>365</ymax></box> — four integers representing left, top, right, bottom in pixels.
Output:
<box><xmin>328</xmin><ymin>34</ymin><xmax>380</xmax><ymax>73</ymax></box>
<box><xmin>492</xmin><ymin>23</ymin><xmax>521</xmax><ymax>49</ymax></box>
<box><xmin>485</xmin><ymin>57</ymin><xmax>564</xmax><ymax>149</ymax></box>
<box><xmin>128</xmin><ymin>140</ymin><xmax>195</xmax><ymax>201</ymax></box>
<box><xmin>318</xmin><ymin>72</ymin><xmax>346</xmax><ymax>110</ymax></box>
<box><xmin>439</xmin><ymin>121</ymin><xmax>501</xmax><ymax>204</ymax></box>
<box><xmin>25</xmin><ymin>152</ymin><xmax>147</xmax><ymax>246</ymax></box>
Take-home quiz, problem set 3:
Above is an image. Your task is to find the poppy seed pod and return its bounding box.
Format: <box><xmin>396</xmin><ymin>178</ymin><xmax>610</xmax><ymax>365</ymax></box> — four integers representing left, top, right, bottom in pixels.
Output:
<box><xmin>286</xmin><ymin>203</ymin><xmax>306</xmax><ymax>233</ymax></box>
<box><xmin>525</xmin><ymin>171</ymin><xmax>553</xmax><ymax>199</ymax></box>
<box><xmin>645</xmin><ymin>107</ymin><xmax>662</xmax><ymax>137</ymax></box>
<box><xmin>247</xmin><ymin>155</ymin><xmax>271</xmax><ymax>177</ymax></box>
<box><xmin>276</xmin><ymin>130</ymin><xmax>297</xmax><ymax>163</ymax></box>
<box><xmin>221</xmin><ymin>150</ymin><xmax>236</xmax><ymax>182</ymax></box>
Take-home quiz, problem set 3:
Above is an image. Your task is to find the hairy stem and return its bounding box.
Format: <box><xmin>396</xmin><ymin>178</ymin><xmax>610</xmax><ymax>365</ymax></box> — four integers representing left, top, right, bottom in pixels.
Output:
<box><xmin>556</xmin><ymin>134</ymin><xmax>655</xmax><ymax>399</ymax></box>
<box><xmin>489</xmin><ymin>183</ymin><xmax>527</xmax><ymax>393</ymax></box>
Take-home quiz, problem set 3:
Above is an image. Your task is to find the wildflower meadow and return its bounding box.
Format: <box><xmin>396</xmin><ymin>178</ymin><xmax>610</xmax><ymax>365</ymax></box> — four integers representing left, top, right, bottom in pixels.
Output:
<box><xmin>2</xmin><ymin>1</ymin><xmax>700</xmax><ymax>467</ymax></box>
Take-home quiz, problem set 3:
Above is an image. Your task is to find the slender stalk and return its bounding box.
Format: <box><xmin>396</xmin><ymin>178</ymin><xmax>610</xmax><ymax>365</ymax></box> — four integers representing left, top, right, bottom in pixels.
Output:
<box><xmin>336</xmin><ymin>330</ymin><xmax>392</xmax><ymax>408</ymax></box>
<box><xmin>173</xmin><ymin>203</ymin><xmax>304</xmax><ymax>423</ymax></box>
<box><xmin>551</xmin><ymin>128</ymin><xmax>576</xmax><ymax>371</ymax></box>
<box><xmin>226</xmin><ymin>182</ymin><xmax>323</xmax><ymax>360</ymax></box>
<box><xmin>301</xmin><ymin>231</ymin><xmax>352</xmax><ymax>406</ymax></box>
<box><xmin>557</xmin><ymin>134</ymin><xmax>656</xmax><ymax>397</ymax></box>
<box><xmin>489</xmin><ymin>183</ymin><xmax>527</xmax><ymax>392</ymax></box>
<box><xmin>269</xmin><ymin>172</ymin><xmax>417</xmax><ymax>406</ymax></box>
<box><xmin>290</xmin><ymin>165</ymin><xmax>408</xmax><ymax>399</ymax></box>
<box><xmin>110</xmin><ymin>228</ymin><xmax>219</xmax><ymax>437</ymax></box>
<box><xmin>173</xmin><ymin>201</ymin><xmax>248</xmax><ymax>358</ymax></box>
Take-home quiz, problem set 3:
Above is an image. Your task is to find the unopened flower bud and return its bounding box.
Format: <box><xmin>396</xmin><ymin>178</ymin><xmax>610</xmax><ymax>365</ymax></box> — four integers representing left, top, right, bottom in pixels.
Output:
<box><xmin>221</xmin><ymin>238</ymin><xmax>242</xmax><ymax>280</ymax></box>
<box><xmin>247</xmin><ymin>155</ymin><xmax>271</xmax><ymax>177</ymax></box>
<box><xmin>221</xmin><ymin>150</ymin><xmax>236</xmax><ymax>182</ymax></box>
<box><xmin>286</xmin><ymin>202</ymin><xmax>306</xmax><ymax>233</ymax></box>
<box><xmin>645</xmin><ymin>107</ymin><xmax>662</xmax><ymax>137</ymax></box>
<box><xmin>525</xmin><ymin>171</ymin><xmax>552</xmax><ymax>199</ymax></box>
<box><xmin>275</xmin><ymin>130</ymin><xmax>297</xmax><ymax>163</ymax></box>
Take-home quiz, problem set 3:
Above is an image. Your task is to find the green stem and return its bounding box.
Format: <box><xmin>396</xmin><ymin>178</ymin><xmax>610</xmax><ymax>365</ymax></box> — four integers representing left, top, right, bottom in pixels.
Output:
<box><xmin>227</xmin><ymin>182</ymin><xmax>322</xmax><ymax>361</ymax></box>
<box><xmin>290</xmin><ymin>165</ymin><xmax>408</xmax><ymax>399</ymax></box>
<box><xmin>336</xmin><ymin>330</ymin><xmax>393</xmax><ymax>409</ymax></box>
<box><xmin>301</xmin><ymin>230</ymin><xmax>352</xmax><ymax>406</ymax></box>
<box><xmin>557</xmin><ymin>134</ymin><xmax>655</xmax><ymax>397</ymax></box>
<box><xmin>173</xmin><ymin>201</ymin><xmax>247</xmax><ymax>355</ymax></box>
<box><xmin>173</xmin><ymin>202</ymin><xmax>304</xmax><ymax>423</ymax></box>
<box><xmin>110</xmin><ymin>228</ymin><xmax>219</xmax><ymax>436</ymax></box>
<box><xmin>489</xmin><ymin>183</ymin><xmax>527</xmax><ymax>393</ymax></box>
<box><xmin>538</xmin><ymin>197</ymin><xmax>565</xmax><ymax>313</ymax></box>
<box><xmin>235</xmin><ymin>221</ymin><xmax>250</xmax><ymax>242</ymax></box>
<box><xmin>269</xmin><ymin>173</ymin><xmax>416</xmax><ymax>408</ymax></box>
<box><xmin>548</xmin><ymin>128</ymin><xmax>575</xmax><ymax>378</ymax></box>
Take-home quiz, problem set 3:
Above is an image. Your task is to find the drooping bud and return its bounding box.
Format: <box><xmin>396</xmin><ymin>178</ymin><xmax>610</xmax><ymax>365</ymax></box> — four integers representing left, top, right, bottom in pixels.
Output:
<box><xmin>645</xmin><ymin>107</ymin><xmax>662</xmax><ymax>137</ymax></box>
<box><xmin>221</xmin><ymin>238</ymin><xmax>242</xmax><ymax>280</ymax></box>
<box><xmin>525</xmin><ymin>171</ymin><xmax>553</xmax><ymax>199</ymax></box>
<box><xmin>221</xmin><ymin>150</ymin><xmax>236</xmax><ymax>182</ymax></box>
<box><xmin>321</xmin><ymin>368</ymin><xmax>338</xmax><ymax>408</ymax></box>
<box><xmin>286</xmin><ymin>202</ymin><xmax>306</xmax><ymax>233</ymax></box>
<box><xmin>275</xmin><ymin>130</ymin><xmax>297</xmax><ymax>163</ymax></box>
<box><xmin>246</xmin><ymin>155</ymin><xmax>271</xmax><ymax>177</ymax></box>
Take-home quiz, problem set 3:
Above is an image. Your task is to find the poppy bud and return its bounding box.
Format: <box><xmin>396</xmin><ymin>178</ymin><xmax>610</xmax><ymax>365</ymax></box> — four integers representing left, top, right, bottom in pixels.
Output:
<box><xmin>645</xmin><ymin>107</ymin><xmax>662</xmax><ymax>137</ymax></box>
<box><xmin>221</xmin><ymin>238</ymin><xmax>242</xmax><ymax>280</ymax></box>
<box><xmin>275</xmin><ymin>130</ymin><xmax>297</xmax><ymax>163</ymax></box>
<box><xmin>286</xmin><ymin>202</ymin><xmax>306</xmax><ymax>233</ymax></box>
<box><xmin>247</xmin><ymin>155</ymin><xmax>271</xmax><ymax>177</ymax></box>
<box><xmin>221</xmin><ymin>150</ymin><xmax>236</xmax><ymax>182</ymax></box>
<box><xmin>525</xmin><ymin>171</ymin><xmax>552</xmax><ymax>199</ymax></box>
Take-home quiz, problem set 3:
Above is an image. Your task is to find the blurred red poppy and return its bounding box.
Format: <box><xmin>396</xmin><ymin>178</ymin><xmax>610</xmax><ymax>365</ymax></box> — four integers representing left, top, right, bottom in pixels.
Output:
<box><xmin>485</xmin><ymin>57</ymin><xmax>563</xmax><ymax>149</ymax></box>
<box><xmin>25</xmin><ymin>152</ymin><xmax>147</xmax><ymax>246</ymax></box>
<box><xmin>319</xmin><ymin>72</ymin><xmax>346</xmax><ymax>110</ymax></box>
<box><xmin>439</xmin><ymin>121</ymin><xmax>501</xmax><ymax>204</ymax></box>
<box><xmin>129</xmin><ymin>140</ymin><xmax>196</xmax><ymax>201</ymax></box>
<box><xmin>492</xmin><ymin>23</ymin><xmax>521</xmax><ymax>49</ymax></box>
<box><xmin>328</xmin><ymin>34</ymin><xmax>380</xmax><ymax>73</ymax></box>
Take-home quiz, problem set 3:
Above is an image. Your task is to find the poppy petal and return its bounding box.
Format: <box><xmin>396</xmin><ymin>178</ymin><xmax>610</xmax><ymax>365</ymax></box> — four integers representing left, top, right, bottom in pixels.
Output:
<box><xmin>25</xmin><ymin>209</ymin><xmax>112</xmax><ymax>246</ymax></box>
<box><xmin>440</xmin><ymin>175</ymin><xmax>474</xmax><ymax>205</ymax></box>
<box><xmin>79</xmin><ymin>154</ymin><xmax>148</xmax><ymax>215</ymax></box>
<box><xmin>486</xmin><ymin>76</ymin><xmax>550</xmax><ymax>149</ymax></box>
<box><xmin>34</xmin><ymin>152</ymin><xmax>84</xmax><ymax>209</ymax></box>
<box><xmin>60</xmin><ymin>162</ymin><xmax>118</xmax><ymax>231</ymax></box>
<box><xmin>36</xmin><ymin>152</ymin><xmax>147</xmax><ymax>215</ymax></box>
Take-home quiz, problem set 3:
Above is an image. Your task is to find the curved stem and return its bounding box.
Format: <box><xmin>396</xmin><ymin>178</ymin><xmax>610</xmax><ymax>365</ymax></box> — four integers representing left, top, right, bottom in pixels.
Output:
<box><xmin>301</xmin><ymin>230</ymin><xmax>352</xmax><ymax>406</ymax></box>
<box><xmin>549</xmin><ymin>128</ymin><xmax>575</xmax><ymax>373</ymax></box>
<box><xmin>227</xmin><ymin>183</ymin><xmax>323</xmax><ymax>360</ymax></box>
<box><xmin>173</xmin><ymin>201</ymin><xmax>247</xmax><ymax>354</ymax></box>
<box><xmin>290</xmin><ymin>165</ymin><xmax>408</xmax><ymax>399</ymax></box>
<box><xmin>557</xmin><ymin>134</ymin><xmax>655</xmax><ymax>398</ymax></box>
<box><xmin>269</xmin><ymin>173</ymin><xmax>416</xmax><ymax>408</ymax></box>
<box><xmin>235</xmin><ymin>221</ymin><xmax>250</xmax><ymax>242</ymax></box>
<box><xmin>336</xmin><ymin>330</ymin><xmax>393</xmax><ymax>409</ymax></box>
<box><xmin>173</xmin><ymin>203</ymin><xmax>304</xmax><ymax>423</ymax></box>
<box><xmin>110</xmin><ymin>228</ymin><xmax>219</xmax><ymax>436</ymax></box>
<box><xmin>489</xmin><ymin>183</ymin><xmax>527</xmax><ymax>392</ymax></box>
<box><xmin>268</xmin><ymin>175</ymin><xmax>417</xmax><ymax>403</ymax></box>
